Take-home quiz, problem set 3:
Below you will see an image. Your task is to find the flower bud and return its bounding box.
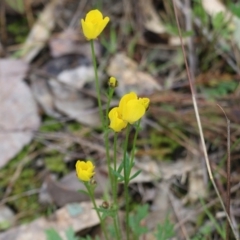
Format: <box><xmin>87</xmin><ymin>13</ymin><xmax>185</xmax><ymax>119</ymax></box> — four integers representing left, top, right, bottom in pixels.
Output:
<box><xmin>108</xmin><ymin>77</ymin><xmax>118</xmax><ymax>88</ymax></box>
<box><xmin>101</xmin><ymin>201</ymin><xmax>110</xmax><ymax>209</ymax></box>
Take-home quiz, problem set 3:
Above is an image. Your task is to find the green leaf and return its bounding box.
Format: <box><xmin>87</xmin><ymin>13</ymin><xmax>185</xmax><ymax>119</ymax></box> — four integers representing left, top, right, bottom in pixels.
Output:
<box><xmin>45</xmin><ymin>228</ymin><xmax>63</xmax><ymax>240</ymax></box>
<box><xmin>65</xmin><ymin>228</ymin><xmax>78</xmax><ymax>240</ymax></box>
<box><xmin>129</xmin><ymin>204</ymin><xmax>149</xmax><ymax>239</ymax></box>
<box><xmin>123</xmin><ymin>153</ymin><xmax>132</xmax><ymax>179</ymax></box>
<box><xmin>5</xmin><ymin>0</ymin><xmax>25</xmax><ymax>13</ymax></box>
<box><xmin>110</xmin><ymin>167</ymin><xmax>124</xmax><ymax>181</ymax></box>
<box><xmin>154</xmin><ymin>217</ymin><xmax>175</xmax><ymax>240</ymax></box>
<box><xmin>193</xmin><ymin>0</ymin><xmax>208</xmax><ymax>24</ymax></box>
<box><xmin>129</xmin><ymin>170</ymin><xmax>141</xmax><ymax>180</ymax></box>
<box><xmin>94</xmin><ymin>207</ymin><xmax>115</xmax><ymax>219</ymax></box>
<box><xmin>79</xmin><ymin>235</ymin><xmax>93</xmax><ymax>240</ymax></box>
<box><xmin>117</xmin><ymin>162</ymin><xmax>124</xmax><ymax>173</ymax></box>
<box><xmin>78</xmin><ymin>190</ymin><xmax>90</xmax><ymax>196</ymax></box>
<box><xmin>212</xmin><ymin>12</ymin><xmax>225</xmax><ymax>30</ymax></box>
<box><xmin>229</xmin><ymin>3</ymin><xmax>240</xmax><ymax>18</ymax></box>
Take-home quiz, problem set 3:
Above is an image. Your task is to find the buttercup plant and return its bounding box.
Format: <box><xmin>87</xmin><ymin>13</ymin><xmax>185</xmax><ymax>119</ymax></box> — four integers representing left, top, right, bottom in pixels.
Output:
<box><xmin>76</xmin><ymin>9</ymin><xmax>150</xmax><ymax>240</ymax></box>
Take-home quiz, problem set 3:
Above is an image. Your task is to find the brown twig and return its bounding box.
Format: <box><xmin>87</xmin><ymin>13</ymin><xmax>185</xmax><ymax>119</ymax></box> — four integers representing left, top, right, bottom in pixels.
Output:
<box><xmin>172</xmin><ymin>1</ymin><xmax>238</xmax><ymax>239</ymax></box>
<box><xmin>24</xmin><ymin>0</ymin><xmax>35</xmax><ymax>28</ymax></box>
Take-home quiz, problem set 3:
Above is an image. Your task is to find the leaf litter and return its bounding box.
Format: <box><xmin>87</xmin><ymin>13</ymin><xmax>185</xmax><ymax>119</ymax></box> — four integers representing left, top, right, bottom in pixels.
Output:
<box><xmin>1</xmin><ymin>0</ymin><xmax>240</xmax><ymax>239</ymax></box>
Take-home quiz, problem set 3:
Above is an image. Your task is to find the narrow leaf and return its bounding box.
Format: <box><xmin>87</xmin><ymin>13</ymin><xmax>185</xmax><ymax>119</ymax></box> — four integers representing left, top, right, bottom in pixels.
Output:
<box><xmin>129</xmin><ymin>170</ymin><xmax>142</xmax><ymax>180</ymax></box>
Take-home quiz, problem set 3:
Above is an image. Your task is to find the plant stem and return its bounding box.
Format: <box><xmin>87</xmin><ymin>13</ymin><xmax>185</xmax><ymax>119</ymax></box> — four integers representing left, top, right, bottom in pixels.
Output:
<box><xmin>84</xmin><ymin>182</ymin><xmax>109</xmax><ymax>240</ymax></box>
<box><xmin>129</xmin><ymin>120</ymin><xmax>141</xmax><ymax>174</ymax></box>
<box><xmin>113</xmin><ymin>133</ymin><xmax>118</xmax><ymax>202</ymax></box>
<box><xmin>113</xmin><ymin>133</ymin><xmax>122</xmax><ymax>239</ymax></box>
<box><xmin>113</xmin><ymin>215</ymin><xmax>121</xmax><ymax>240</ymax></box>
<box><xmin>104</xmin><ymin>87</ymin><xmax>121</xmax><ymax>239</ymax></box>
<box><xmin>123</xmin><ymin>125</ymin><xmax>131</xmax><ymax>240</ymax></box>
<box><xmin>90</xmin><ymin>40</ymin><xmax>104</xmax><ymax>129</ymax></box>
<box><xmin>104</xmin><ymin>87</ymin><xmax>115</xmax><ymax>199</ymax></box>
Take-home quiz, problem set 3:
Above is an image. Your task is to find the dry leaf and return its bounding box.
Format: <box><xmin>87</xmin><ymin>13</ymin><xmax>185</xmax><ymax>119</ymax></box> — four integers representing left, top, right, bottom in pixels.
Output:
<box><xmin>139</xmin><ymin>0</ymin><xmax>166</xmax><ymax>34</ymax></box>
<box><xmin>49</xmin><ymin>79</ymin><xmax>100</xmax><ymax>127</ymax></box>
<box><xmin>31</xmin><ymin>56</ymin><xmax>101</xmax><ymax>127</ymax></box>
<box><xmin>39</xmin><ymin>171</ymin><xmax>108</xmax><ymax>207</ymax></box>
<box><xmin>0</xmin><ymin>201</ymin><xmax>101</xmax><ymax>240</ymax></box>
<box><xmin>30</xmin><ymin>75</ymin><xmax>61</xmax><ymax>118</ymax></box>
<box><xmin>49</xmin><ymin>29</ymin><xmax>101</xmax><ymax>58</ymax></box>
<box><xmin>58</xmin><ymin>65</ymin><xmax>96</xmax><ymax>89</ymax></box>
<box><xmin>186</xmin><ymin>168</ymin><xmax>208</xmax><ymax>203</ymax></box>
<box><xmin>160</xmin><ymin>159</ymin><xmax>198</xmax><ymax>180</ymax></box>
<box><xmin>21</xmin><ymin>0</ymin><xmax>63</xmax><ymax>63</ymax></box>
<box><xmin>0</xmin><ymin>59</ymin><xmax>40</xmax><ymax>169</ymax></box>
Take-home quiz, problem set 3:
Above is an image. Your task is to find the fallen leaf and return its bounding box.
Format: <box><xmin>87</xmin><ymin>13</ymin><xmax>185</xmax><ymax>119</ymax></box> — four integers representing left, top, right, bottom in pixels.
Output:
<box><xmin>0</xmin><ymin>59</ymin><xmax>40</xmax><ymax>169</ymax></box>
<box><xmin>49</xmin><ymin>29</ymin><xmax>101</xmax><ymax>58</ymax></box>
<box><xmin>139</xmin><ymin>0</ymin><xmax>166</xmax><ymax>34</ymax></box>
<box><xmin>0</xmin><ymin>201</ymin><xmax>101</xmax><ymax>240</ymax></box>
<box><xmin>49</xmin><ymin>79</ymin><xmax>100</xmax><ymax>127</ymax></box>
<box><xmin>21</xmin><ymin>0</ymin><xmax>63</xmax><ymax>63</ymax></box>
<box><xmin>139</xmin><ymin>0</ymin><xmax>184</xmax><ymax>46</ymax></box>
<box><xmin>30</xmin><ymin>75</ymin><xmax>61</xmax><ymax>118</ymax></box>
<box><xmin>186</xmin><ymin>168</ymin><xmax>208</xmax><ymax>203</ymax></box>
<box><xmin>30</xmin><ymin>56</ymin><xmax>101</xmax><ymax>127</ymax></box>
<box><xmin>57</xmin><ymin>65</ymin><xmax>96</xmax><ymax>90</ymax></box>
<box><xmin>39</xmin><ymin>171</ymin><xmax>107</xmax><ymax>207</ymax></box>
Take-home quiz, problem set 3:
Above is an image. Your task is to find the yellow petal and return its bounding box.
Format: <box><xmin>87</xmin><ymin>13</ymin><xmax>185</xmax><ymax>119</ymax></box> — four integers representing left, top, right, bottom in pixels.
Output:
<box><xmin>86</xmin><ymin>161</ymin><xmax>95</xmax><ymax>171</ymax></box>
<box><xmin>95</xmin><ymin>16</ymin><xmax>110</xmax><ymax>36</ymax></box>
<box><xmin>139</xmin><ymin>98</ymin><xmax>150</xmax><ymax>110</ymax></box>
<box><xmin>81</xmin><ymin>20</ymin><xmax>97</xmax><ymax>39</ymax></box>
<box><xmin>81</xmin><ymin>10</ymin><xmax>110</xmax><ymax>40</ymax></box>
<box><xmin>119</xmin><ymin>92</ymin><xmax>137</xmax><ymax>113</ymax></box>
<box><xmin>109</xmin><ymin>107</ymin><xmax>127</xmax><ymax>132</ymax></box>
<box><xmin>85</xmin><ymin>9</ymin><xmax>103</xmax><ymax>23</ymax></box>
<box><xmin>75</xmin><ymin>160</ymin><xmax>95</xmax><ymax>181</ymax></box>
<box><xmin>122</xmin><ymin>99</ymin><xmax>145</xmax><ymax>124</ymax></box>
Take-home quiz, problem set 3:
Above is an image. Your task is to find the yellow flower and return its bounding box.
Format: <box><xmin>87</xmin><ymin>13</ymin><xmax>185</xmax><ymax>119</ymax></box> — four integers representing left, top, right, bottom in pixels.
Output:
<box><xmin>76</xmin><ymin>160</ymin><xmax>95</xmax><ymax>181</ymax></box>
<box><xmin>81</xmin><ymin>9</ymin><xmax>110</xmax><ymax>40</ymax></box>
<box><xmin>119</xmin><ymin>92</ymin><xmax>149</xmax><ymax>124</ymax></box>
<box><xmin>108</xmin><ymin>92</ymin><xmax>150</xmax><ymax>132</ymax></box>
<box><xmin>108</xmin><ymin>107</ymin><xmax>128</xmax><ymax>132</ymax></box>
<box><xmin>108</xmin><ymin>77</ymin><xmax>118</xmax><ymax>88</ymax></box>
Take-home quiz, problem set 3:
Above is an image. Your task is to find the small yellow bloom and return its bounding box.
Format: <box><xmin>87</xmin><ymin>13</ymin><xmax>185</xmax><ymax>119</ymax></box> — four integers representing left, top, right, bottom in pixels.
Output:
<box><xmin>108</xmin><ymin>107</ymin><xmax>128</xmax><ymax>132</ymax></box>
<box><xmin>76</xmin><ymin>160</ymin><xmax>95</xmax><ymax>181</ymax></box>
<box><xmin>108</xmin><ymin>92</ymin><xmax>150</xmax><ymax>132</ymax></box>
<box><xmin>81</xmin><ymin>9</ymin><xmax>110</xmax><ymax>40</ymax></box>
<box><xmin>119</xmin><ymin>92</ymin><xmax>149</xmax><ymax>124</ymax></box>
<box><xmin>108</xmin><ymin>77</ymin><xmax>118</xmax><ymax>88</ymax></box>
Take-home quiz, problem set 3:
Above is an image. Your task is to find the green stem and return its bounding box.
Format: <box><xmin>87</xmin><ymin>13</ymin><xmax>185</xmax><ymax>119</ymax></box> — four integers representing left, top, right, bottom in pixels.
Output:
<box><xmin>90</xmin><ymin>40</ymin><xmax>104</xmax><ymax>129</ymax></box>
<box><xmin>113</xmin><ymin>133</ymin><xmax>122</xmax><ymax>239</ymax></box>
<box><xmin>113</xmin><ymin>215</ymin><xmax>121</xmax><ymax>240</ymax></box>
<box><xmin>84</xmin><ymin>182</ymin><xmax>109</xmax><ymax>240</ymax></box>
<box><xmin>129</xmin><ymin>120</ymin><xmax>141</xmax><ymax>176</ymax></box>
<box><xmin>123</xmin><ymin>125</ymin><xmax>131</xmax><ymax>240</ymax></box>
<box><xmin>113</xmin><ymin>133</ymin><xmax>117</xmax><ymax>201</ymax></box>
<box><xmin>104</xmin><ymin>87</ymin><xmax>121</xmax><ymax>239</ymax></box>
<box><xmin>104</xmin><ymin>87</ymin><xmax>115</xmax><ymax>196</ymax></box>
